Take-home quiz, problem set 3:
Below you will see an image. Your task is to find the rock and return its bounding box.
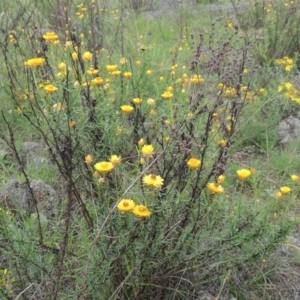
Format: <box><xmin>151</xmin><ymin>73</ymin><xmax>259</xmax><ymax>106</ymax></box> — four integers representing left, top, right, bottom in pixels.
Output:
<box><xmin>23</xmin><ymin>140</ymin><xmax>47</xmax><ymax>165</ymax></box>
<box><xmin>0</xmin><ymin>179</ymin><xmax>28</xmax><ymax>213</ymax></box>
<box><xmin>29</xmin><ymin>179</ymin><xmax>58</xmax><ymax>220</ymax></box>
<box><xmin>278</xmin><ymin>116</ymin><xmax>300</xmax><ymax>146</ymax></box>
<box><xmin>0</xmin><ymin>179</ymin><xmax>58</xmax><ymax>220</ymax></box>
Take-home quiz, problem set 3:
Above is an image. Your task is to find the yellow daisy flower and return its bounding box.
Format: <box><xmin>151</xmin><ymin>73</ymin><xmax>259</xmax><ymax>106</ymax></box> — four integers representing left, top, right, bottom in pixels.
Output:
<box><xmin>132</xmin><ymin>205</ymin><xmax>151</xmax><ymax>218</ymax></box>
<box><xmin>109</xmin><ymin>155</ymin><xmax>122</xmax><ymax>166</ymax></box>
<box><xmin>186</xmin><ymin>157</ymin><xmax>201</xmax><ymax>169</ymax></box>
<box><xmin>236</xmin><ymin>169</ymin><xmax>251</xmax><ymax>181</ymax></box>
<box><xmin>117</xmin><ymin>199</ymin><xmax>135</xmax><ymax>212</ymax></box>
<box><xmin>280</xmin><ymin>186</ymin><xmax>291</xmax><ymax>194</ymax></box>
<box><xmin>141</xmin><ymin>144</ymin><xmax>154</xmax><ymax>157</ymax></box>
<box><xmin>207</xmin><ymin>182</ymin><xmax>224</xmax><ymax>194</ymax></box>
<box><xmin>94</xmin><ymin>161</ymin><xmax>114</xmax><ymax>174</ymax></box>
<box><xmin>142</xmin><ymin>174</ymin><xmax>164</xmax><ymax>189</ymax></box>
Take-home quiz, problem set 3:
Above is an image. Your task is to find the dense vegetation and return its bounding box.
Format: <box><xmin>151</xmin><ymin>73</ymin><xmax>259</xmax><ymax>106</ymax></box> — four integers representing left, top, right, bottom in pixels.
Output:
<box><xmin>0</xmin><ymin>0</ymin><xmax>300</xmax><ymax>299</ymax></box>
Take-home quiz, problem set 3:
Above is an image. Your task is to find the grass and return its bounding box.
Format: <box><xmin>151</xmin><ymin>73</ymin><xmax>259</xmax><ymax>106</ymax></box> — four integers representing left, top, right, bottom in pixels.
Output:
<box><xmin>0</xmin><ymin>0</ymin><xmax>300</xmax><ymax>299</ymax></box>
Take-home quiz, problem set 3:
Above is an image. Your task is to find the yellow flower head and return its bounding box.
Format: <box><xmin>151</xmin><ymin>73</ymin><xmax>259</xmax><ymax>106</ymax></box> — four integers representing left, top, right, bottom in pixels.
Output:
<box><xmin>72</xmin><ymin>52</ymin><xmax>78</xmax><ymax>61</ymax></box>
<box><xmin>120</xmin><ymin>105</ymin><xmax>134</xmax><ymax>114</ymax></box>
<box><xmin>91</xmin><ymin>77</ymin><xmax>104</xmax><ymax>86</ymax></box>
<box><xmin>132</xmin><ymin>205</ymin><xmax>151</xmax><ymax>218</ymax></box>
<box><xmin>280</xmin><ymin>186</ymin><xmax>291</xmax><ymax>194</ymax></box>
<box><xmin>236</xmin><ymin>169</ymin><xmax>251</xmax><ymax>181</ymax></box>
<box><xmin>217</xmin><ymin>175</ymin><xmax>225</xmax><ymax>183</ymax></box>
<box><xmin>291</xmin><ymin>174</ymin><xmax>299</xmax><ymax>182</ymax></box>
<box><xmin>123</xmin><ymin>72</ymin><xmax>132</xmax><ymax>79</ymax></box>
<box><xmin>138</xmin><ymin>138</ymin><xmax>145</xmax><ymax>147</ymax></box>
<box><xmin>147</xmin><ymin>98</ymin><xmax>155</xmax><ymax>105</ymax></box>
<box><xmin>106</xmin><ymin>65</ymin><xmax>118</xmax><ymax>72</ymax></box>
<box><xmin>117</xmin><ymin>199</ymin><xmax>135</xmax><ymax>212</ymax></box>
<box><xmin>132</xmin><ymin>97</ymin><xmax>142</xmax><ymax>105</ymax></box>
<box><xmin>142</xmin><ymin>174</ymin><xmax>164</xmax><ymax>189</ymax></box>
<box><xmin>161</xmin><ymin>91</ymin><xmax>173</xmax><ymax>100</ymax></box>
<box><xmin>187</xmin><ymin>157</ymin><xmax>201</xmax><ymax>169</ymax></box>
<box><xmin>24</xmin><ymin>57</ymin><xmax>45</xmax><ymax>68</ymax></box>
<box><xmin>112</xmin><ymin>70</ymin><xmax>121</xmax><ymax>76</ymax></box>
<box><xmin>275</xmin><ymin>191</ymin><xmax>282</xmax><ymax>198</ymax></box>
<box><xmin>94</xmin><ymin>161</ymin><xmax>114</xmax><ymax>174</ymax></box>
<box><xmin>44</xmin><ymin>84</ymin><xmax>57</xmax><ymax>94</ymax></box>
<box><xmin>87</xmin><ymin>67</ymin><xmax>99</xmax><ymax>76</ymax></box>
<box><xmin>52</xmin><ymin>103</ymin><xmax>63</xmax><ymax>111</ymax></box>
<box><xmin>141</xmin><ymin>144</ymin><xmax>154</xmax><ymax>157</ymax></box>
<box><xmin>43</xmin><ymin>32</ymin><xmax>58</xmax><ymax>42</ymax></box>
<box><xmin>109</xmin><ymin>155</ymin><xmax>122</xmax><ymax>166</ymax></box>
<box><xmin>85</xmin><ymin>154</ymin><xmax>93</xmax><ymax>164</ymax></box>
<box><xmin>207</xmin><ymin>182</ymin><xmax>224</xmax><ymax>194</ymax></box>
<box><xmin>82</xmin><ymin>51</ymin><xmax>93</xmax><ymax>61</ymax></box>
<box><xmin>58</xmin><ymin>62</ymin><xmax>66</xmax><ymax>70</ymax></box>
<box><xmin>190</xmin><ymin>74</ymin><xmax>204</xmax><ymax>84</ymax></box>
<box><xmin>218</xmin><ymin>139</ymin><xmax>226</xmax><ymax>147</ymax></box>
<box><xmin>120</xmin><ymin>57</ymin><xmax>127</xmax><ymax>64</ymax></box>
<box><xmin>69</xmin><ymin>120</ymin><xmax>76</xmax><ymax>127</ymax></box>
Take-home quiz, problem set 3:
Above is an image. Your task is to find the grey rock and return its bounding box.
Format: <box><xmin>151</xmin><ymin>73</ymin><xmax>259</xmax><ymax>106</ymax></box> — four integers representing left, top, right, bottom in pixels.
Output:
<box><xmin>29</xmin><ymin>179</ymin><xmax>58</xmax><ymax>220</ymax></box>
<box><xmin>0</xmin><ymin>179</ymin><xmax>58</xmax><ymax>220</ymax></box>
<box><xmin>23</xmin><ymin>140</ymin><xmax>47</xmax><ymax>165</ymax></box>
<box><xmin>0</xmin><ymin>179</ymin><xmax>29</xmax><ymax>212</ymax></box>
<box><xmin>278</xmin><ymin>116</ymin><xmax>300</xmax><ymax>146</ymax></box>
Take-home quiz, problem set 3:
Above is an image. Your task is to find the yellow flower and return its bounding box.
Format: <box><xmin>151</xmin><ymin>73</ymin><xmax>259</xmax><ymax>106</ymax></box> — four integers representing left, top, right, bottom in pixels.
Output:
<box><xmin>236</xmin><ymin>169</ymin><xmax>251</xmax><ymax>181</ymax></box>
<box><xmin>138</xmin><ymin>138</ymin><xmax>145</xmax><ymax>147</ymax></box>
<box><xmin>190</xmin><ymin>74</ymin><xmax>204</xmax><ymax>84</ymax></box>
<box><xmin>72</xmin><ymin>52</ymin><xmax>78</xmax><ymax>61</ymax></box>
<box><xmin>291</xmin><ymin>174</ymin><xmax>299</xmax><ymax>182</ymax></box>
<box><xmin>187</xmin><ymin>157</ymin><xmax>201</xmax><ymax>169</ymax></box>
<box><xmin>132</xmin><ymin>97</ymin><xmax>142</xmax><ymax>105</ymax></box>
<box><xmin>161</xmin><ymin>91</ymin><xmax>173</xmax><ymax>100</ymax></box>
<box><xmin>132</xmin><ymin>205</ymin><xmax>151</xmax><ymax>218</ymax></box>
<box><xmin>94</xmin><ymin>161</ymin><xmax>114</xmax><ymax>174</ymax></box>
<box><xmin>142</xmin><ymin>174</ymin><xmax>164</xmax><ymax>189</ymax></box>
<box><xmin>24</xmin><ymin>57</ymin><xmax>45</xmax><ymax>68</ymax></box>
<box><xmin>217</xmin><ymin>175</ymin><xmax>225</xmax><ymax>183</ymax></box>
<box><xmin>147</xmin><ymin>98</ymin><xmax>155</xmax><ymax>105</ymax></box>
<box><xmin>117</xmin><ymin>199</ymin><xmax>135</xmax><ymax>212</ymax></box>
<box><xmin>58</xmin><ymin>62</ymin><xmax>66</xmax><ymax>70</ymax></box>
<box><xmin>123</xmin><ymin>72</ymin><xmax>132</xmax><ymax>79</ymax></box>
<box><xmin>91</xmin><ymin>77</ymin><xmax>104</xmax><ymax>86</ymax></box>
<box><xmin>85</xmin><ymin>154</ymin><xmax>93</xmax><ymax>164</ymax></box>
<box><xmin>82</xmin><ymin>51</ymin><xmax>93</xmax><ymax>61</ymax></box>
<box><xmin>120</xmin><ymin>57</ymin><xmax>127</xmax><ymax>64</ymax></box>
<box><xmin>280</xmin><ymin>186</ymin><xmax>291</xmax><ymax>194</ymax></box>
<box><xmin>52</xmin><ymin>103</ymin><xmax>64</xmax><ymax>111</ymax></box>
<box><xmin>227</xmin><ymin>21</ymin><xmax>233</xmax><ymax>28</ymax></box>
<box><xmin>218</xmin><ymin>140</ymin><xmax>226</xmax><ymax>147</ymax></box>
<box><xmin>69</xmin><ymin>120</ymin><xmax>76</xmax><ymax>127</ymax></box>
<box><xmin>106</xmin><ymin>65</ymin><xmax>118</xmax><ymax>72</ymax></box>
<box><xmin>207</xmin><ymin>182</ymin><xmax>224</xmax><ymax>194</ymax></box>
<box><xmin>43</xmin><ymin>31</ymin><xmax>58</xmax><ymax>40</ymax></box>
<box><xmin>112</xmin><ymin>70</ymin><xmax>121</xmax><ymax>76</ymax></box>
<box><xmin>141</xmin><ymin>144</ymin><xmax>154</xmax><ymax>157</ymax></box>
<box><xmin>44</xmin><ymin>84</ymin><xmax>57</xmax><ymax>94</ymax></box>
<box><xmin>120</xmin><ymin>105</ymin><xmax>134</xmax><ymax>114</ymax></box>
<box><xmin>136</xmin><ymin>60</ymin><xmax>141</xmax><ymax>66</ymax></box>
<box><xmin>87</xmin><ymin>67</ymin><xmax>99</xmax><ymax>76</ymax></box>
<box><xmin>146</xmin><ymin>70</ymin><xmax>153</xmax><ymax>75</ymax></box>
<box><xmin>275</xmin><ymin>191</ymin><xmax>282</xmax><ymax>198</ymax></box>
<box><xmin>109</xmin><ymin>155</ymin><xmax>122</xmax><ymax>165</ymax></box>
